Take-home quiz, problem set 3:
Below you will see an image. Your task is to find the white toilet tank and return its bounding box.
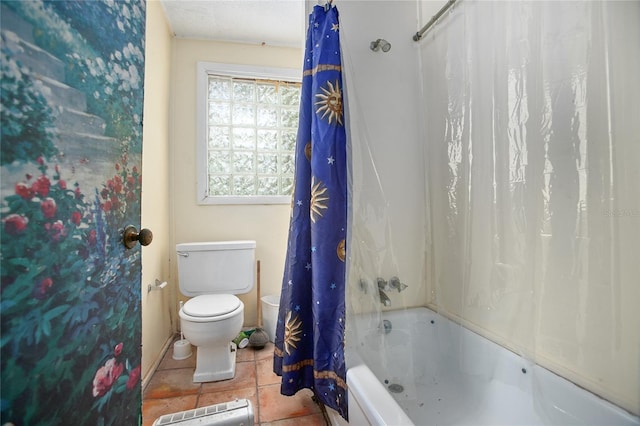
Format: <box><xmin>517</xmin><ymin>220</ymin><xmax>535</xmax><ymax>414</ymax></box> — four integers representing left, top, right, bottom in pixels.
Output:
<box><xmin>176</xmin><ymin>241</ymin><xmax>256</xmax><ymax>297</ymax></box>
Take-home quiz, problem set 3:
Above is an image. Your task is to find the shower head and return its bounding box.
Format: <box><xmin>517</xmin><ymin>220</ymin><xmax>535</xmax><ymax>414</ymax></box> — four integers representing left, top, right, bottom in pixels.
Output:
<box><xmin>370</xmin><ymin>38</ymin><xmax>391</xmax><ymax>53</ymax></box>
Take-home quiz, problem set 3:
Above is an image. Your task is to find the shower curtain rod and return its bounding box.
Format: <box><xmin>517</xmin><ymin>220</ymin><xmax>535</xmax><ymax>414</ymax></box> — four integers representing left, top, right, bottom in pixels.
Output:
<box><xmin>413</xmin><ymin>0</ymin><xmax>458</xmax><ymax>41</ymax></box>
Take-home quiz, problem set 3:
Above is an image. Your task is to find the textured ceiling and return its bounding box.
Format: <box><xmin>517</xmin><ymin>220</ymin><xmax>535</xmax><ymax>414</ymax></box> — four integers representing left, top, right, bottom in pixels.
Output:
<box><xmin>159</xmin><ymin>0</ymin><xmax>306</xmax><ymax>48</ymax></box>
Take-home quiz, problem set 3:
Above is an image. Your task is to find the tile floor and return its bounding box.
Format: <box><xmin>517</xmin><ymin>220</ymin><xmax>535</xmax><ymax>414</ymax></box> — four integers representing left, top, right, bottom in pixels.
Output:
<box><xmin>142</xmin><ymin>339</ymin><xmax>328</xmax><ymax>426</ymax></box>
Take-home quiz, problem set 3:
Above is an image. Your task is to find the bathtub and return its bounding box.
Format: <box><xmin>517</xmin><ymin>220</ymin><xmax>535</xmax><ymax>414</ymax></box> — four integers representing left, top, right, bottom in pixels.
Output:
<box><xmin>328</xmin><ymin>307</ymin><xmax>639</xmax><ymax>426</ymax></box>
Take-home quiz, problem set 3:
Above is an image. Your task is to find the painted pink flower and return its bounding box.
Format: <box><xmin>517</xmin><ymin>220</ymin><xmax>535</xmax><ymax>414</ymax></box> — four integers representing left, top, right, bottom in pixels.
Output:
<box><xmin>41</xmin><ymin>198</ymin><xmax>57</xmax><ymax>219</ymax></box>
<box><xmin>4</xmin><ymin>214</ymin><xmax>28</xmax><ymax>234</ymax></box>
<box><xmin>58</xmin><ymin>179</ymin><xmax>67</xmax><ymax>190</ymax></box>
<box><xmin>126</xmin><ymin>365</ymin><xmax>141</xmax><ymax>390</ymax></box>
<box><xmin>114</xmin><ymin>342</ymin><xmax>123</xmax><ymax>357</ymax></box>
<box><xmin>75</xmin><ymin>187</ymin><xmax>82</xmax><ymax>199</ymax></box>
<box><xmin>92</xmin><ymin>358</ymin><xmax>124</xmax><ymax>397</ymax></box>
<box><xmin>32</xmin><ymin>175</ymin><xmax>51</xmax><ymax>197</ymax></box>
<box><xmin>71</xmin><ymin>211</ymin><xmax>82</xmax><ymax>225</ymax></box>
<box><xmin>45</xmin><ymin>220</ymin><xmax>66</xmax><ymax>241</ymax></box>
<box><xmin>36</xmin><ymin>156</ymin><xmax>44</xmax><ymax>165</ymax></box>
<box><xmin>15</xmin><ymin>182</ymin><xmax>33</xmax><ymax>199</ymax></box>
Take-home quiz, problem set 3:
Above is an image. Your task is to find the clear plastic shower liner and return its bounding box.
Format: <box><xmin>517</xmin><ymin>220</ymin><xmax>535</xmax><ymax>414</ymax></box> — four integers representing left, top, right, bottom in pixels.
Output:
<box><xmin>340</xmin><ymin>0</ymin><xmax>639</xmax><ymax>423</ymax></box>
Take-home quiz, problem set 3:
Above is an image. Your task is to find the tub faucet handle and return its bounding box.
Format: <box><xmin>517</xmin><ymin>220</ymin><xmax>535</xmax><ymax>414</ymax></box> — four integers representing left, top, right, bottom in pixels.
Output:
<box><xmin>389</xmin><ymin>276</ymin><xmax>408</xmax><ymax>292</ymax></box>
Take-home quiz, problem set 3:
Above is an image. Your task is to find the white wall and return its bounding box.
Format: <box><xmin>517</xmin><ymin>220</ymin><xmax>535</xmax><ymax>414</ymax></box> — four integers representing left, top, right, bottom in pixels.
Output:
<box><xmin>141</xmin><ymin>0</ymin><xmax>173</xmax><ymax>385</ymax></box>
<box><xmin>169</xmin><ymin>38</ymin><xmax>303</xmax><ymax>328</ymax></box>
<box><xmin>336</xmin><ymin>1</ymin><xmax>428</xmax><ymax>312</ymax></box>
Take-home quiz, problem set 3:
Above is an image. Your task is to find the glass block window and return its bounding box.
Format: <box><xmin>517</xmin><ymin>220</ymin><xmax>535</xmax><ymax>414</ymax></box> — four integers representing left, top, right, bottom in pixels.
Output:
<box><xmin>205</xmin><ymin>75</ymin><xmax>301</xmax><ymax>201</ymax></box>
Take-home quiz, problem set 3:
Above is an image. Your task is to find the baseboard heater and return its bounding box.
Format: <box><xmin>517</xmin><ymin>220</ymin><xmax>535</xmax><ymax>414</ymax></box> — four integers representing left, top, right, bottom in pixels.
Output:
<box><xmin>152</xmin><ymin>399</ymin><xmax>254</xmax><ymax>426</ymax></box>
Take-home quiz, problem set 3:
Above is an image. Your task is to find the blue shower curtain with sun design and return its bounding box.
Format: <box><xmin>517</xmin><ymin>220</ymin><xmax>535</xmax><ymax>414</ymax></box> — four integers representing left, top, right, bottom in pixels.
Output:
<box><xmin>273</xmin><ymin>4</ymin><xmax>348</xmax><ymax>420</ymax></box>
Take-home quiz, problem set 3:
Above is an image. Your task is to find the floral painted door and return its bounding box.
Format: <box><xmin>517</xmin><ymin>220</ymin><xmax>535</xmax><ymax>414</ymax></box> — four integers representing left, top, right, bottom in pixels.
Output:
<box><xmin>1</xmin><ymin>1</ymin><xmax>145</xmax><ymax>424</ymax></box>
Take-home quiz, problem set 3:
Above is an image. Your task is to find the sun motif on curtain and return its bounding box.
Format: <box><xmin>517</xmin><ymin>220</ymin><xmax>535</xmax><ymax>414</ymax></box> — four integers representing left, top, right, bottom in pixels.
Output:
<box><xmin>284</xmin><ymin>311</ymin><xmax>303</xmax><ymax>355</ymax></box>
<box><xmin>310</xmin><ymin>176</ymin><xmax>329</xmax><ymax>222</ymax></box>
<box><xmin>315</xmin><ymin>80</ymin><xmax>343</xmax><ymax>125</ymax></box>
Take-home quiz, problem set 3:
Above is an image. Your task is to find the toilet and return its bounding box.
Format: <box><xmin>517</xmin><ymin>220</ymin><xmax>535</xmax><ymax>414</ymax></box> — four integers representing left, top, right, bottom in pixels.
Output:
<box><xmin>176</xmin><ymin>240</ymin><xmax>256</xmax><ymax>383</ymax></box>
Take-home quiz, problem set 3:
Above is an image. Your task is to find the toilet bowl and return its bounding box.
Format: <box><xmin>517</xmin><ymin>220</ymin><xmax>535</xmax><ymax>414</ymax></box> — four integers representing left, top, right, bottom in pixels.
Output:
<box><xmin>176</xmin><ymin>241</ymin><xmax>256</xmax><ymax>383</ymax></box>
<box><xmin>179</xmin><ymin>294</ymin><xmax>244</xmax><ymax>382</ymax></box>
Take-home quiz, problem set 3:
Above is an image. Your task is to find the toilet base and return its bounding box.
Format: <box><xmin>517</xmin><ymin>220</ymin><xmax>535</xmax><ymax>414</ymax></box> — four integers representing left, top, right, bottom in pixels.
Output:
<box><xmin>192</xmin><ymin>342</ymin><xmax>237</xmax><ymax>383</ymax></box>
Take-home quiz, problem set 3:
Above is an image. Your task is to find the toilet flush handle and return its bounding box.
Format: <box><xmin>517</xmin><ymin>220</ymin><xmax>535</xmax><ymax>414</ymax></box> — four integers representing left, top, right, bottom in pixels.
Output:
<box><xmin>122</xmin><ymin>225</ymin><xmax>153</xmax><ymax>249</ymax></box>
<box><xmin>177</xmin><ymin>251</ymin><xmax>189</xmax><ymax>257</ymax></box>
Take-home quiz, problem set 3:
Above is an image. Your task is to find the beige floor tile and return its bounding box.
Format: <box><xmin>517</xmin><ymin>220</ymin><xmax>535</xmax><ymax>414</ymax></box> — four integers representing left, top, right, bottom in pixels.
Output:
<box><xmin>258</xmin><ymin>384</ymin><xmax>320</xmax><ymax>423</ymax></box>
<box><xmin>143</xmin><ymin>368</ymin><xmax>200</xmax><ymax>399</ymax></box>
<box><xmin>236</xmin><ymin>346</ymin><xmax>256</xmax><ymax>363</ymax></box>
<box><xmin>254</xmin><ymin>342</ymin><xmax>275</xmax><ymax>360</ymax></box>
<box><xmin>142</xmin><ymin>395</ymin><xmax>198</xmax><ymax>426</ymax></box>
<box><xmin>256</xmin><ymin>357</ymin><xmax>281</xmax><ymax>386</ymax></box>
<box><xmin>200</xmin><ymin>361</ymin><xmax>256</xmax><ymax>394</ymax></box>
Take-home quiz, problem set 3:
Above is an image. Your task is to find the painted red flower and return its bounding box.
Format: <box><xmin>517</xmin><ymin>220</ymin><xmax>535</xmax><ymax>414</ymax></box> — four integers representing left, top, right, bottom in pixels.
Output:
<box><xmin>102</xmin><ymin>200</ymin><xmax>112</xmax><ymax>212</ymax></box>
<box><xmin>114</xmin><ymin>342</ymin><xmax>123</xmax><ymax>357</ymax></box>
<box><xmin>36</xmin><ymin>156</ymin><xmax>44</xmax><ymax>165</ymax></box>
<box><xmin>32</xmin><ymin>175</ymin><xmax>51</xmax><ymax>197</ymax></box>
<box><xmin>92</xmin><ymin>358</ymin><xmax>124</xmax><ymax>397</ymax></box>
<box><xmin>126</xmin><ymin>365</ymin><xmax>141</xmax><ymax>390</ymax></box>
<box><xmin>15</xmin><ymin>182</ymin><xmax>33</xmax><ymax>199</ymax></box>
<box><xmin>34</xmin><ymin>277</ymin><xmax>53</xmax><ymax>299</ymax></box>
<box><xmin>75</xmin><ymin>187</ymin><xmax>82</xmax><ymax>199</ymax></box>
<box><xmin>113</xmin><ymin>176</ymin><xmax>123</xmax><ymax>193</ymax></box>
<box><xmin>58</xmin><ymin>179</ymin><xmax>67</xmax><ymax>190</ymax></box>
<box><xmin>71</xmin><ymin>211</ymin><xmax>82</xmax><ymax>225</ymax></box>
<box><xmin>4</xmin><ymin>214</ymin><xmax>29</xmax><ymax>234</ymax></box>
<box><xmin>41</xmin><ymin>197</ymin><xmax>57</xmax><ymax>219</ymax></box>
<box><xmin>45</xmin><ymin>220</ymin><xmax>67</xmax><ymax>241</ymax></box>
<box><xmin>87</xmin><ymin>229</ymin><xmax>97</xmax><ymax>246</ymax></box>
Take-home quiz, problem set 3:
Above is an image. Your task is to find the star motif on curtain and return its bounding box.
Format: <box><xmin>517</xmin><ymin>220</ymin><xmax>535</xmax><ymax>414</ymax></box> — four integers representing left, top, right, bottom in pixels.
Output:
<box><xmin>331</xmin><ymin>23</ymin><xmax>339</xmax><ymax>32</ymax></box>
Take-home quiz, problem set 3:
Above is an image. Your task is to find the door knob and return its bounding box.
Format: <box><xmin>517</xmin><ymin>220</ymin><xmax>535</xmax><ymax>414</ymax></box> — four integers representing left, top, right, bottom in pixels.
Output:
<box><xmin>123</xmin><ymin>225</ymin><xmax>153</xmax><ymax>249</ymax></box>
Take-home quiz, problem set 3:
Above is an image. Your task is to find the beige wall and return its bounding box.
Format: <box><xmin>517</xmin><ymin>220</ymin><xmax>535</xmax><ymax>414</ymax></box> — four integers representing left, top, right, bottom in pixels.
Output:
<box><xmin>141</xmin><ymin>0</ymin><xmax>172</xmax><ymax>384</ymax></box>
<box><xmin>169</xmin><ymin>38</ymin><xmax>303</xmax><ymax>328</ymax></box>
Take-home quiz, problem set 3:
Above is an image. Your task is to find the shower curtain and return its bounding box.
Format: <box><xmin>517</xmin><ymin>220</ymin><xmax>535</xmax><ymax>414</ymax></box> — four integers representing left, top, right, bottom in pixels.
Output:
<box><xmin>421</xmin><ymin>0</ymin><xmax>640</xmax><ymax>417</ymax></box>
<box><xmin>273</xmin><ymin>4</ymin><xmax>348</xmax><ymax>420</ymax></box>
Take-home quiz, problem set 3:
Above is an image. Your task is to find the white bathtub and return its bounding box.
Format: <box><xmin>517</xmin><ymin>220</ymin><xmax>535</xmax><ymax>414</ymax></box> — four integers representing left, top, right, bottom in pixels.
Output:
<box><xmin>328</xmin><ymin>307</ymin><xmax>639</xmax><ymax>426</ymax></box>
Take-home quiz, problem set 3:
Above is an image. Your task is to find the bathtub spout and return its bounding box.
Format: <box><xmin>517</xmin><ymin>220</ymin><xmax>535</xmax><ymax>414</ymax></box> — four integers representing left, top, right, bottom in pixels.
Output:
<box><xmin>389</xmin><ymin>276</ymin><xmax>408</xmax><ymax>292</ymax></box>
<box><xmin>378</xmin><ymin>289</ymin><xmax>391</xmax><ymax>306</ymax></box>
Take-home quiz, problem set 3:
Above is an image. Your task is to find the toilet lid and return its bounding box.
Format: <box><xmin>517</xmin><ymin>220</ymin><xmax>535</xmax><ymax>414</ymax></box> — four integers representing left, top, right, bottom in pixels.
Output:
<box><xmin>183</xmin><ymin>294</ymin><xmax>241</xmax><ymax>317</ymax></box>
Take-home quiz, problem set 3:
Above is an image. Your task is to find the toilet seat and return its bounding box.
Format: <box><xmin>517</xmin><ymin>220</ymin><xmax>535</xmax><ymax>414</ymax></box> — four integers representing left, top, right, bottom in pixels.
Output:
<box><xmin>180</xmin><ymin>294</ymin><xmax>243</xmax><ymax>323</ymax></box>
